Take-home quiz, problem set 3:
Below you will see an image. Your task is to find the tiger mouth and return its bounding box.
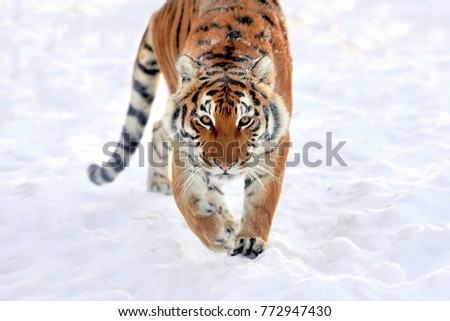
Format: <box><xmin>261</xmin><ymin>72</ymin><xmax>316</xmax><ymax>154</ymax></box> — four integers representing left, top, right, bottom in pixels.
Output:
<box><xmin>201</xmin><ymin>165</ymin><xmax>244</xmax><ymax>178</ymax></box>
<box><xmin>217</xmin><ymin>172</ymin><xmax>240</xmax><ymax>179</ymax></box>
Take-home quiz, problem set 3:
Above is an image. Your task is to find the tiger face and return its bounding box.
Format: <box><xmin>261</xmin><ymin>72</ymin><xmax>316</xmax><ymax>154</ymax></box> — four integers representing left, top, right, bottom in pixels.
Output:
<box><xmin>164</xmin><ymin>54</ymin><xmax>290</xmax><ymax>179</ymax></box>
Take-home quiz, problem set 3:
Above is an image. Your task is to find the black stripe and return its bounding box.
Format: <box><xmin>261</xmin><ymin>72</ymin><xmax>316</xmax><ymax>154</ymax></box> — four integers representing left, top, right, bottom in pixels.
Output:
<box><xmin>196</xmin><ymin>23</ymin><xmax>223</xmax><ymax>32</ymax></box>
<box><xmin>224</xmin><ymin>45</ymin><xmax>236</xmax><ymax>55</ymax></box>
<box><xmin>206</xmin><ymin>89</ymin><xmax>219</xmax><ymax>96</ymax></box>
<box><xmin>245</xmin><ymin>238</ymin><xmax>257</xmax><ymax>257</ymax></box>
<box><xmin>121</xmin><ymin>130</ymin><xmax>141</xmax><ymax>153</ymax></box>
<box><xmin>190</xmin><ymin>119</ymin><xmax>200</xmax><ymax>133</ymax></box>
<box><xmin>181</xmin><ymin>104</ymin><xmax>187</xmax><ymax>130</ymax></box>
<box><xmin>207</xmin><ymin>62</ymin><xmax>231</xmax><ymax>69</ymax></box>
<box><xmin>152</xmin><ymin>142</ymin><xmax>163</xmax><ymax>159</ymax></box>
<box><xmin>138</xmin><ymin>62</ymin><xmax>160</xmax><ymax>76</ymax></box>
<box><xmin>191</xmin><ymin>91</ymin><xmax>200</xmax><ymax>104</ymax></box>
<box><xmin>203</xmin><ymin>53</ymin><xmax>250</xmax><ymax>62</ymax></box>
<box><xmin>245</xmin><ymin>177</ymin><xmax>254</xmax><ymax>189</ymax></box>
<box><xmin>88</xmin><ymin>164</ymin><xmax>98</xmax><ymax>183</ymax></box>
<box><xmin>198</xmin><ymin>50</ymin><xmax>213</xmax><ymax>59</ymax></box>
<box><xmin>180</xmin><ymin>128</ymin><xmax>199</xmax><ymax>141</ymax></box>
<box><xmin>200</xmin><ymin>154</ymin><xmax>212</xmax><ymax>166</ymax></box>
<box><xmin>249</xmin><ymin>90</ymin><xmax>261</xmax><ymax>106</ymax></box>
<box><xmin>143</xmin><ymin>43</ymin><xmax>153</xmax><ymax>52</ymax></box>
<box><xmin>127</xmin><ymin>104</ymin><xmax>148</xmax><ymax>126</ymax></box>
<box><xmin>229</xmin><ymin>78</ymin><xmax>247</xmax><ymax>89</ymax></box>
<box><xmin>227</xmin><ymin>28</ymin><xmax>242</xmax><ymax>41</ymax></box>
<box><xmin>111</xmin><ymin>152</ymin><xmax>125</xmax><ymax>173</ymax></box>
<box><xmin>205</xmin><ymin>76</ymin><xmax>228</xmax><ymax>89</ymax></box>
<box><xmin>232</xmin><ymin>243</ymin><xmax>244</xmax><ymax>256</ymax></box>
<box><xmin>172</xmin><ymin>106</ymin><xmax>181</xmax><ymax>131</ymax></box>
<box><xmin>133</xmin><ymin>80</ymin><xmax>154</xmax><ymax>104</ymax></box>
<box><xmin>269</xmin><ymin>103</ymin><xmax>280</xmax><ymax>140</ymax></box>
<box><xmin>229</xmin><ymin>71</ymin><xmax>246</xmax><ymax>77</ymax></box>
<box><xmin>240</xmin><ymin>101</ymin><xmax>249</xmax><ymax>109</ymax></box>
<box><xmin>197</xmin><ymin>81</ymin><xmax>210</xmax><ymax>92</ymax></box>
<box><xmin>263</xmin><ymin>105</ymin><xmax>270</xmax><ymax>132</ymax></box>
<box><xmin>235</xmin><ymin>15</ymin><xmax>253</xmax><ymax>25</ymax></box>
<box><xmin>100</xmin><ymin>167</ymin><xmax>114</xmax><ymax>183</ymax></box>
<box><xmin>206</xmin><ymin>76</ymin><xmax>245</xmax><ymax>91</ymax></box>
<box><xmin>188</xmin><ymin>154</ymin><xmax>200</xmax><ymax>168</ymax></box>
<box><xmin>255</xmin><ymin>31</ymin><xmax>265</xmax><ymax>40</ymax></box>
<box><xmin>208</xmin><ymin>185</ymin><xmax>225</xmax><ymax>195</ymax></box>
<box><xmin>251</xmin><ymin>82</ymin><xmax>268</xmax><ymax>99</ymax></box>
<box><xmin>161</xmin><ymin>142</ymin><xmax>170</xmax><ymax>151</ymax></box>
<box><xmin>205</xmin><ymin>70</ymin><xmax>222</xmax><ymax>76</ymax></box>
<box><xmin>260</xmin><ymin>13</ymin><xmax>275</xmax><ymax>26</ymax></box>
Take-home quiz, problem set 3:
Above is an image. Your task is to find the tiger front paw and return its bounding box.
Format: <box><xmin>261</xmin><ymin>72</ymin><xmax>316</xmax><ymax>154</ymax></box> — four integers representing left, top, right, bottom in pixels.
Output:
<box><xmin>194</xmin><ymin>208</ymin><xmax>238</xmax><ymax>253</ymax></box>
<box><xmin>231</xmin><ymin>236</ymin><xmax>266</xmax><ymax>259</ymax></box>
<box><xmin>204</xmin><ymin>216</ymin><xmax>238</xmax><ymax>252</ymax></box>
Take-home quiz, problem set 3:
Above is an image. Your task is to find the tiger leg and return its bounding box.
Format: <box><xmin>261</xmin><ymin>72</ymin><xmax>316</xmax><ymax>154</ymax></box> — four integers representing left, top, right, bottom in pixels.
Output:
<box><xmin>147</xmin><ymin>120</ymin><xmax>172</xmax><ymax>195</ymax></box>
<box><xmin>172</xmin><ymin>157</ymin><xmax>238</xmax><ymax>252</ymax></box>
<box><xmin>233</xmin><ymin>137</ymin><xmax>290</xmax><ymax>259</ymax></box>
<box><xmin>88</xmin><ymin>16</ymin><xmax>161</xmax><ymax>185</ymax></box>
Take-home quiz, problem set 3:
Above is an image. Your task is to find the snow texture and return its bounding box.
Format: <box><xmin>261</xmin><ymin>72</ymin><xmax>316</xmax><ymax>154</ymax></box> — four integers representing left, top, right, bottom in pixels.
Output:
<box><xmin>1</xmin><ymin>0</ymin><xmax>449</xmax><ymax>300</ymax></box>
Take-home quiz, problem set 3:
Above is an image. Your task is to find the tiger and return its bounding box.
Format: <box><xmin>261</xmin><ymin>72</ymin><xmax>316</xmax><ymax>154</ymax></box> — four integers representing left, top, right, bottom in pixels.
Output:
<box><xmin>88</xmin><ymin>0</ymin><xmax>292</xmax><ymax>259</ymax></box>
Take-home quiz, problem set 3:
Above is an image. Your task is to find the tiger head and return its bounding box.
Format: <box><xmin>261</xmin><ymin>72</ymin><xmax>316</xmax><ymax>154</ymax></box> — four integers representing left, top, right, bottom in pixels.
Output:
<box><xmin>164</xmin><ymin>54</ymin><xmax>290</xmax><ymax>179</ymax></box>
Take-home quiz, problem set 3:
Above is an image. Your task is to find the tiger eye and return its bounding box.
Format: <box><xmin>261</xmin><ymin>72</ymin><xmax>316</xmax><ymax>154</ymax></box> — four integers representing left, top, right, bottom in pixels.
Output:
<box><xmin>239</xmin><ymin>116</ymin><xmax>252</xmax><ymax>128</ymax></box>
<box><xmin>199</xmin><ymin>115</ymin><xmax>212</xmax><ymax>127</ymax></box>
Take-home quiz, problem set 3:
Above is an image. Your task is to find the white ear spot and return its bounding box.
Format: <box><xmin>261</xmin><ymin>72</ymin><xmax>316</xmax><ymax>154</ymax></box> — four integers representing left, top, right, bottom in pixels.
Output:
<box><xmin>251</xmin><ymin>56</ymin><xmax>274</xmax><ymax>81</ymax></box>
<box><xmin>176</xmin><ymin>54</ymin><xmax>199</xmax><ymax>83</ymax></box>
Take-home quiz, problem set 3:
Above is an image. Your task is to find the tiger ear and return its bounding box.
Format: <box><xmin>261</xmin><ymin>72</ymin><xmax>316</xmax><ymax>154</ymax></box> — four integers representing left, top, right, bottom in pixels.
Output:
<box><xmin>251</xmin><ymin>56</ymin><xmax>274</xmax><ymax>82</ymax></box>
<box><xmin>176</xmin><ymin>54</ymin><xmax>199</xmax><ymax>83</ymax></box>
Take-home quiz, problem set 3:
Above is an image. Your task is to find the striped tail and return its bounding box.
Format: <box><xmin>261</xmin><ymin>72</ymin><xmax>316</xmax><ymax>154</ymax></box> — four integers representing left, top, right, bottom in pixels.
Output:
<box><xmin>88</xmin><ymin>27</ymin><xmax>160</xmax><ymax>185</ymax></box>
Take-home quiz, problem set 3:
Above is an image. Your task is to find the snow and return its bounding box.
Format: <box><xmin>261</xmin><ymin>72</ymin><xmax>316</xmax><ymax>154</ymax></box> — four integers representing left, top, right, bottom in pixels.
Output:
<box><xmin>1</xmin><ymin>0</ymin><xmax>450</xmax><ymax>300</ymax></box>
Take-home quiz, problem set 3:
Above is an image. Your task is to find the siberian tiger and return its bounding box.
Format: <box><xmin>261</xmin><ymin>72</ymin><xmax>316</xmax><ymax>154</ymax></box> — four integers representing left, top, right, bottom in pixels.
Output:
<box><xmin>88</xmin><ymin>0</ymin><xmax>292</xmax><ymax>259</ymax></box>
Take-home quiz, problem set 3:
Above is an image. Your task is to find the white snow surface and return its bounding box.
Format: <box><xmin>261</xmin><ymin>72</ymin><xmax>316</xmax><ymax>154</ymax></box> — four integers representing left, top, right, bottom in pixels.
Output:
<box><xmin>1</xmin><ymin>0</ymin><xmax>450</xmax><ymax>300</ymax></box>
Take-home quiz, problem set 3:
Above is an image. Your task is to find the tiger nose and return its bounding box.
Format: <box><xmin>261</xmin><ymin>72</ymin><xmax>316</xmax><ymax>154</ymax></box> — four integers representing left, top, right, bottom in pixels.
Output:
<box><xmin>214</xmin><ymin>159</ymin><xmax>238</xmax><ymax>172</ymax></box>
